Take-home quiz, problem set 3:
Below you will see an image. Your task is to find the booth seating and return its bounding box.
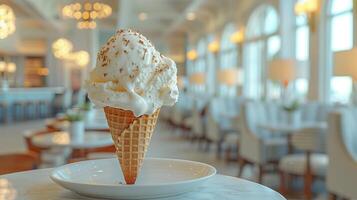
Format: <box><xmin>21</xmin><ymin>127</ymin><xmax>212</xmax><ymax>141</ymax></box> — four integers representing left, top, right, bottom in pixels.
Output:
<box><xmin>327</xmin><ymin>109</ymin><xmax>357</xmax><ymax>200</ymax></box>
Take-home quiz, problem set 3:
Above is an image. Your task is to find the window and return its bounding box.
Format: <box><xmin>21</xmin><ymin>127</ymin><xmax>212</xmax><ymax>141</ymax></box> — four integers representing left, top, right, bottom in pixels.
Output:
<box><xmin>295</xmin><ymin>2</ymin><xmax>309</xmax><ymax>99</ymax></box>
<box><xmin>206</xmin><ymin>34</ymin><xmax>217</xmax><ymax>95</ymax></box>
<box><xmin>219</xmin><ymin>23</ymin><xmax>239</xmax><ymax>96</ymax></box>
<box><xmin>244</xmin><ymin>5</ymin><xmax>280</xmax><ymax>99</ymax></box>
<box><xmin>328</xmin><ymin>0</ymin><xmax>353</xmax><ymax>103</ymax></box>
<box><xmin>187</xmin><ymin>39</ymin><xmax>207</xmax><ymax>94</ymax></box>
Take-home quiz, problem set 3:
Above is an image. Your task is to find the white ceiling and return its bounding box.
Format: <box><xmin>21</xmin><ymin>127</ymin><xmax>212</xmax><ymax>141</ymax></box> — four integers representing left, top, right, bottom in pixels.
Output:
<box><xmin>0</xmin><ymin>0</ymin><xmax>236</xmax><ymax>57</ymax></box>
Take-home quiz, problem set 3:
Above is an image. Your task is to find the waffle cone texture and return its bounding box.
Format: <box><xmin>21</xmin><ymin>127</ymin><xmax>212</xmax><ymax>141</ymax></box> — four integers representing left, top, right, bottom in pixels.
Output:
<box><xmin>104</xmin><ymin>106</ymin><xmax>159</xmax><ymax>184</ymax></box>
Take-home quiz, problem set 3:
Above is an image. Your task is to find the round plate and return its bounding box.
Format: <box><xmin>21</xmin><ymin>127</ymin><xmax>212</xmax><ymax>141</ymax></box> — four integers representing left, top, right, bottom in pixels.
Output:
<box><xmin>50</xmin><ymin>158</ymin><xmax>216</xmax><ymax>199</ymax></box>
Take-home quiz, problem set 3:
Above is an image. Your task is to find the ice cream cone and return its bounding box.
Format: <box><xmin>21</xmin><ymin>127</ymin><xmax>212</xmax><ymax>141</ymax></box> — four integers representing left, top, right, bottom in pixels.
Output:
<box><xmin>104</xmin><ymin>106</ymin><xmax>160</xmax><ymax>184</ymax></box>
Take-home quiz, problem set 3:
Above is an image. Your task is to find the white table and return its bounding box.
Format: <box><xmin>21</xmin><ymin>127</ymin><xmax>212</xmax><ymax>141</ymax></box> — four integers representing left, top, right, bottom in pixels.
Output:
<box><xmin>32</xmin><ymin>131</ymin><xmax>113</xmax><ymax>149</ymax></box>
<box><xmin>0</xmin><ymin>169</ymin><xmax>286</xmax><ymax>200</ymax></box>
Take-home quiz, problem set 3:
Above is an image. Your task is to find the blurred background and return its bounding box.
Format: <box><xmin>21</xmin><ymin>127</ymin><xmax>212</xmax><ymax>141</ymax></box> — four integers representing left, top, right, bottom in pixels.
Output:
<box><xmin>0</xmin><ymin>0</ymin><xmax>357</xmax><ymax>199</ymax></box>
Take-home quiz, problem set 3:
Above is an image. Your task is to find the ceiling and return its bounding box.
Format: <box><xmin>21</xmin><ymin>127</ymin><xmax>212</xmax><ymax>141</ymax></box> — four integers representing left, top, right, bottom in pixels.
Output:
<box><xmin>0</xmin><ymin>0</ymin><xmax>235</xmax><ymax>58</ymax></box>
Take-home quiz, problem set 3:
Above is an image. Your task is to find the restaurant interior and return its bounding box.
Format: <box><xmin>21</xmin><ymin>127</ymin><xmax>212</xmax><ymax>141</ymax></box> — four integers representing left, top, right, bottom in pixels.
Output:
<box><xmin>0</xmin><ymin>0</ymin><xmax>356</xmax><ymax>199</ymax></box>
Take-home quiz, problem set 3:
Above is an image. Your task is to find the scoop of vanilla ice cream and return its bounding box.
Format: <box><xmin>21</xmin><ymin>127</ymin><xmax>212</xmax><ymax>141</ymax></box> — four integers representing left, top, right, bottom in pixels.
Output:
<box><xmin>85</xmin><ymin>29</ymin><xmax>179</xmax><ymax>117</ymax></box>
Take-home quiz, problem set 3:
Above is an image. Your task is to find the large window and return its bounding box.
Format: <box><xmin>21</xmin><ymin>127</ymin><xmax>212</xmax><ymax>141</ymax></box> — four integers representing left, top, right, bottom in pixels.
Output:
<box><xmin>244</xmin><ymin>5</ymin><xmax>280</xmax><ymax>99</ymax></box>
<box><xmin>189</xmin><ymin>39</ymin><xmax>207</xmax><ymax>94</ymax></box>
<box><xmin>219</xmin><ymin>23</ymin><xmax>239</xmax><ymax>96</ymax></box>
<box><xmin>294</xmin><ymin>4</ymin><xmax>309</xmax><ymax>99</ymax></box>
<box><xmin>206</xmin><ymin>34</ymin><xmax>217</xmax><ymax>95</ymax></box>
<box><xmin>328</xmin><ymin>0</ymin><xmax>354</xmax><ymax>103</ymax></box>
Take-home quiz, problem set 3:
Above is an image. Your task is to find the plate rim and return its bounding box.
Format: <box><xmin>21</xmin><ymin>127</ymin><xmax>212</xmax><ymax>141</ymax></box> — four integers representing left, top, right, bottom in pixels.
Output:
<box><xmin>50</xmin><ymin>157</ymin><xmax>217</xmax><ymax>187</ymax></box>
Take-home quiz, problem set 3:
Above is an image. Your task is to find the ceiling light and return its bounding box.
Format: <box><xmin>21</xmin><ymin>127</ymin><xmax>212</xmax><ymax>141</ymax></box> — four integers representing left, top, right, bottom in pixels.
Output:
<box><xmin>186</xmin><ymin>12</ymin><xmax>196</xmax><ymax>21</ymax></box>
<box><xmin>138</xmin><ymin>12</ymin><xmax>147</xmax><ymax>21</ymax></box>
<box><xmin>62</xmin><ymin>2</ymin><xmax>111</xmax><ymax>29</ymax></box>
<box><xmin>0</xmin><ymin>4</ymin><xmax>16</xmax><ymax>39</ymax></box>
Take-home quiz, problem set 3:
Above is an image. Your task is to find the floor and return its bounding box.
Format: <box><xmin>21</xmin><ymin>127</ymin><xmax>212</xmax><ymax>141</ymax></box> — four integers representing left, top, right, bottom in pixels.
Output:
<box><xmin>0</xmin><ymin>119</ymin><xmax>326</xmax><ymax>200</ymax></box>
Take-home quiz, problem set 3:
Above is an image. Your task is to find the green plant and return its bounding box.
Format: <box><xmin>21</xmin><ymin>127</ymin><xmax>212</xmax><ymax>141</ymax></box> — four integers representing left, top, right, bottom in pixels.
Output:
<box><xmin>65</xmin><ymin>112</ymin><xmax>83</xmax><ymax>122</ymax></box>
<box><xmin>80</xmin><ymin>102</ymin><xmax>92</xmax><ymax>111</ymax></box>
<box><xmin>283</xmin><ymin>99</ymin><xmax>300</xmax><ymax>113</ymax></box>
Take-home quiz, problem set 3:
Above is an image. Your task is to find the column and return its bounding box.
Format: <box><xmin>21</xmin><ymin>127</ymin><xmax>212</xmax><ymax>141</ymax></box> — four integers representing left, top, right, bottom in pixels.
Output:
<box><xmin>353</xmin><ymin>0</ymin><xmax>357</xmax><ymax>47</ymax></box>
<box><xmin>279</xmin><ymin>0</ymin><xmax>295</xmax><ymax>58</ymax></box>
<box><xmin>307</xmin><ymin>0</ymin><xmax>322</xmax><ymax>101</ymax></box>
<box><xmin>117</xmin><ymin>0</ymin><xmax>132</xmax><ymax>28</ymax></box>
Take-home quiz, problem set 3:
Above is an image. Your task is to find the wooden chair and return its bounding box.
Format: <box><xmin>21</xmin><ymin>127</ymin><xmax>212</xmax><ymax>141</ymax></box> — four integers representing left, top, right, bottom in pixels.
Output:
<box><xmin>0</xmin><ymin>152</ymin><xmax>40</xmax><ymax>175</ymax></box>
<box><xmin>23</xmin><ymin>129</ymin><xmax>55</xmax><ymax>156</ymax></box>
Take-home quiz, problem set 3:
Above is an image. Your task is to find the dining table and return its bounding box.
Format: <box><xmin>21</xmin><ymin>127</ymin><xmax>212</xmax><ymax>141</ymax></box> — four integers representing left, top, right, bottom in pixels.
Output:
<box><xmin>32</xmin><ymin>131</ymin><xmax>113</xmax><ymax>149</ymax></box>
<box><xmin>0</xmin><ymin>169</ymin><xmax>287</xmax><ymax>200</ymax></box>
<box><xmin>258</xmin><ymin>121</ymin><xmax>327</xmax><ymax>153</ymax></box>
<box><xmin>32</xmin><ymin>131</ymin><xmax>113</xmax><ymax>162</ymax></box>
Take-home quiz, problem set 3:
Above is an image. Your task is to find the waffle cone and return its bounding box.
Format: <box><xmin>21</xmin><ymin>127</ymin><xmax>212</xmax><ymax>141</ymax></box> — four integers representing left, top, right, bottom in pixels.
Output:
<box><xmin>104</xmin><ymin>107</ymin><xmax>160</xmax><ymax>184</ymax></box>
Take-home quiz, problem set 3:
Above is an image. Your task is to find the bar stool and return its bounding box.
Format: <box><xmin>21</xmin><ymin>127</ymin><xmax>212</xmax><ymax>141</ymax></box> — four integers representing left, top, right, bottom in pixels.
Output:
<box><xmin>24</xmin><ymin>101</ymin><xmax>37</xmax><ymax>120</ymax></box>
<box><xmin>13</xmin><ymin>101</ymin><xmax>26</xmax><ymax>121</ymax></box>
<box><xmin>38</xmin><ymin>100</ymin><xmax>50</xmax><ymax>118</ymax></box>
<box><xmin>0</xmin><ymin>102</ymin><xmax>7</xmax><ymax>123</ymax></box>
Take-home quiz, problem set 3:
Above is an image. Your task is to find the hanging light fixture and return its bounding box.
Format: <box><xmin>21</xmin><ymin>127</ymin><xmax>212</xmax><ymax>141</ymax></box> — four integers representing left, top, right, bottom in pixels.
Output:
<box><xmin>294</xmin><ymin>0</ymin><xmax>318</xmax><ymax>32</ymax></box>
<box><xmin>62</xmin><ymin>2</ymin><xmax>112</xmax><ymax>29</ymax></box>
<box><xmin>52</xmin><ymin>38</ymin><xmax>73</xmax><ymax>59</ymax></box>
<box><xmin>0</xmin><ymin>4</ymin><xmax>15</xmax><ymax>39</ymax></box>
<box><xmin>230</xmin><ymin>27</ymin><xmax>245</xmax><ymax>44</ymax></box>
<box><xmin>208</xmin><ymin>40</ymin><xmax>220</xmax><ymax>53</ymax></box>
<box><xmin>187</xmin><ymin>49</ymin><xmax>198</xmax><ymax>61</ymax></box>
<box><xmin>73</xmin><ymin>50</ymin><xmax>89</xmax><ymax>67</ymax></box>
<box><xmin>52</xmin><ymin>38</ymin><xmax>90</xmax><ymax>67</ymax></box>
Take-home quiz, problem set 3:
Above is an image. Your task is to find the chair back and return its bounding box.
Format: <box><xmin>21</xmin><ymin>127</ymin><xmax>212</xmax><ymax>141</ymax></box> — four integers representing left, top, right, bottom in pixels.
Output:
<box><xmin>0</xmin><ymin>152</ymin><xmax>40</xmax><ymax>175</ymax></box>
<box><xmin>206</xmin><ymin>108</ymin><xmax>221</xmax><ymax>142</ymax></box>
<box><xmin>239</xmin><ymin>101</ymin><xmax>263</xmax><ymax>163</ymax></box>
<box><xmin>327</xmin><ymin>110</ymin><xmax>357</xmax><ymax>198</ymax></box>
<box><xmin>192</xmin><ymin>106</ymin><xmax>204</xmax><ymax>137</ymax></box>
<box><xmin>291</xmin><ymin>127</ymin><xmax>326</xmax><ymax>152</ymax></box>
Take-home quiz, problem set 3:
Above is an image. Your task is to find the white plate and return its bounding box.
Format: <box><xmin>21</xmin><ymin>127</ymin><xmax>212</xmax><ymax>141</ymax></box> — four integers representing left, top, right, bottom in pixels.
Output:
<box><xmin>50</xmin><ymin>158</ymin><xmax>216</xmax><ymax>199</ymax></box>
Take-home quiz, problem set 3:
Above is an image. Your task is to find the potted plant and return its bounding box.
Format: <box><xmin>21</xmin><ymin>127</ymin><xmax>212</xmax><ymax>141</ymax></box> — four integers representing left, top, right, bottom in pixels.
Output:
<box><xmin>282</xmin><ymin>99</ymin><xmax>300</xmax><ymax>125</ymax></box>
<box><xmin>80</xmin><ymin>102</ymin><xmax>94</xmax><ymax>123</ymax></box>
<box><xmin>65</xmin><ymin>111</ymin><xmax>84</xmax><ymax>142</ymax></box>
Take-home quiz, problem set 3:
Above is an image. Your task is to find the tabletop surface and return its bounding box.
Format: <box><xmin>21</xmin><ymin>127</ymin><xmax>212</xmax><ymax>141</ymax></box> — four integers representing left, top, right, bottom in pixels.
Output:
<box><xmin>45</xmin><ymin>119</ymin><xmax>109</xmax><ymax>130</ymax></box>
<box><xmin>0</xmin><ymin>169</ymin><xmax>286</xmax><ymax>200</ymax></box>
<box><xmin>32</xmin><ymin>131</ymin><xmax>113</xmax><ymax>148</ymax></box>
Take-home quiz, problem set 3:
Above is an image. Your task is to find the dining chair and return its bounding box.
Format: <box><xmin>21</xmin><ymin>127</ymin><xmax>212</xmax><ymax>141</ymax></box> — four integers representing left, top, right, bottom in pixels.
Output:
<box><xmin>23</xmin><ymin>129</ymin><xmax>69</xmax><ymax>166</ymax></box>
<box><xmin>327</xmin><ymin>110</ymin><xmax>357</xmax><ymax>200</ymax></box>
<box><xmin>205</xmin><ymin>99</ymin><xmax>240</xmax><ymax>160</ymax></box>
<box><xmin>0</xmin><ymin>152</ymin><xmax>40</xmax><ymax>175</ymax></box>
<box><xmin>23</xmin><ymin>129</ymin><xmax>53</xmax><ymax>155</ymax></box>
<box><xmin>238</xmin><ymin>101</ymin><xmax>287</xmax><ymax>183</ymax></box>
<box><xmin>191</xmin><ymin>105</ymin><xmax>205</xmax><ymax>145</ymax></box>
<box><xmin>278</xmin><ymin>127</ymin><xmax>327</xmax><ymax>200</ymax></box>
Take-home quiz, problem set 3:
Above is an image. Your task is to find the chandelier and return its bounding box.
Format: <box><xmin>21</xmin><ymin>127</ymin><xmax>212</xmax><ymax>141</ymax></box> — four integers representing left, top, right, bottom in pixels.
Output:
<box><xmin>52</xmin><ymin>38</ymin><xmax>89</xmax><ymax>67</ymax></box>
<box><xmin>0</xmin><ymin>4</ymin><xmax>15</xmax><ymax>39</ymax></box>
<box><xmin>62</xmin><ymin>2</ymin><xmax>112</xmax><ymax>29</ymax></box>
